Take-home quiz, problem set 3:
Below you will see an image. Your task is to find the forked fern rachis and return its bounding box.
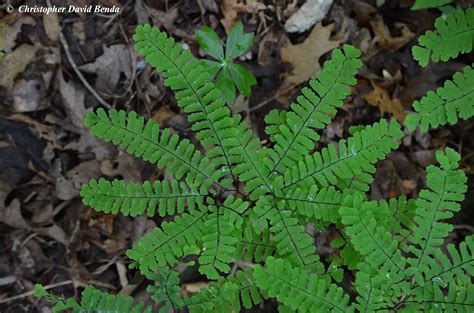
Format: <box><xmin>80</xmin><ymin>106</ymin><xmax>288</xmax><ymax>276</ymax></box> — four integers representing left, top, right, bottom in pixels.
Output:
<box><xmin>34</xmin><ymin>14</ymin><xmax>474</xmax><ymax>313</ymax></box>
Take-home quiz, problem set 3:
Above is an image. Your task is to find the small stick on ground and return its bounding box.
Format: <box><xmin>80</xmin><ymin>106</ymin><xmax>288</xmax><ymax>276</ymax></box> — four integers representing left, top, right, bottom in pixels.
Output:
<box><xmin>59</xmin><ymin>31</ymin><xmax>111</xmax><ymax>109</ymax></box>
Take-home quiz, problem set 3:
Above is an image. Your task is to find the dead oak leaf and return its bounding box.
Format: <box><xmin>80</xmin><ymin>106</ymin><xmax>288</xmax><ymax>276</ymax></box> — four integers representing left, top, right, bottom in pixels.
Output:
<box><xmin>0</xmin><ymin>44</ymin><xmax>39</xmax><ymax>92</ymax></box>
<box><xmin>363</xmin><ymin>82</ymin><xmax>406</xmax><ymax>122</ymax></box>
<box><xmin>280</xmin><ymin>23</ymin><xmax>343</xmax><ymax>94</ymax></box>
<box><xmin>370</xmin><ymin>17</ymin><xmax>415</xmax><ymax>51</ymax></box>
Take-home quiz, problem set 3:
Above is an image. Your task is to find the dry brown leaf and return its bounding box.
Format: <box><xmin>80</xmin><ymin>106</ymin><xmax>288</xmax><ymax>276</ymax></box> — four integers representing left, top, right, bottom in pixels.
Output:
<box><xmin>370</xmin><ymin>17</ymin><xmax>415</xmax><ymax>51</ymax></box>
<box><xmin>78</xmin><ymin>44</ymin><xmax>132</xmax><ymax>95</ymax></box>
<box><xmin>0</xmin><ymin>44</ymin><xmax>39</xmax><ymax>92</ymax></box>
<box><xmin>152</xmin><ymin>106</ymin><xmax>176</xmax><ymax>127</ymax></box>
<box><xmin>363</xmin><ymin>82</ymin><xmax>406</xmax><ymax>122</ymax></box>
<box><xmin>280</xmin><ymin>23</ymin><xmax>343</xmax><ymax>93</ymax></box>
<box><xmin>0</xmin><ymin>199</ymin><xmax>29</xmax><ymax>229</ymax></box>
<box><xmin>58</xmin><ymin>71</ymin><xmax>87</xmax><ymax>132</ymax></box>
<box><xmin>220</xmin><ymin>0</ymin><xmax>266</xmax><ymax>33</ymax></box>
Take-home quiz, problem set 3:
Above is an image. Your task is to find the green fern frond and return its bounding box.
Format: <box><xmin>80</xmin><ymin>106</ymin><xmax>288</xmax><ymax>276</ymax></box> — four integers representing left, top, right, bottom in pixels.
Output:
<box><xmin>275</xmin><ymin>185</ymin><xmax>343</xmax><ymax>223</ymax></box>
<box><xmin>35</xmin><ymin>284</ymin><xmax>151</xmax><ymax>313</ymax></box>
<box><xmin>84</xmin><ymin>108</ymin><xmax>223</xmax><ymax>187</ymax></box>
<box><xmin>411</xmin><ymin>0</ymin><xmax>452</xmax><ymax>10</ymax></box>
<box><xmin>253</xmin><ymin>257</ymin><xmax>353</xmax><ymax>312</ymax></box>
<box><xmin>264</xmin><ymin>45</ymin><xmax>362</xmax><ymax>175</ymax></box>
<box><xmin>405</xmin><ymin>65</ymin><xmax>474</xmax><ymax>132</ymax></box>
<box><xmin>146</xmin><ymin>269</ymin><xmax>184</xmax><ymax>312</ymax></box>
<box><xmin>412</xmin><ymin>8</ymin><xmax>474</xmax><ymax>67</ymax></box>
<box><xmin>198</xmin><ymin>206</ymin><xmax>239</xmax><ymax>279</ymax></box>
<box><xmin>185</xmin><ymin>281</ymin><xmax>240</xmax><ymax>313</ymax></box>
<box><xmin>405</xmin><ymin>148</ymin><xmax>467</xmax><ymax>284</ymax></box>
<box><xmin>340</xmin><ymin>194</ymin><xmax>407</xmax><ymax>280</ymax></box>
<box><xmin>354</xmin><ymin>265</ymin><xmax>388</xmax><ymax>312</ymax></box>
<box><xmin>235</xmin><ymin>223</ymin><xmax>275</xmax><ymax>262</ymax></box>
<box><xmin>133</xmin><ymin>25</ymin><xmax>241</xmax><ymax>179</ymax></box>
<box><xmin>418</xmin><ymin>235</ymin><xmax>474</xmax><ymax>287</ymax></box>
<box><xmin>127</xmin><ymin>210</ymin><xmax>207</xmax><ymax>274</ymax></box>
<box><xmin>228</xmin><ymin>122</ymin><xmax>273</xmax><ymax>200</ymax></box>
<box><xmin>282</xmin><ymin>119</ymin><xmax>403</xmax><ymax>191</ymax></box>
<box><xmin>81</xmin><ymin>178</ymin><xmax>208</xmax><ymax>217</ymax></box>
<box><xmin>407</xmin><ymin>281</ymin><xmax>474</xmax><ymax>312</ymax></box>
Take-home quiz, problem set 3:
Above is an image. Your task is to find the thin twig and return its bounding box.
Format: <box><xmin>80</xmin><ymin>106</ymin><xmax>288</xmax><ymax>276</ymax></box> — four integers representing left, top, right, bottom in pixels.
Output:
<box><xmin>249</xmin><ymin>83</ymin><xmax>300</xmax><ymax>112</ymax></box>
<box><xmin>59</xmin><ymin>31</ymin><xmax>111</xmax><ymax>109</ymax></box>
<box><xmin>0</xmin><ymin>280</ymin><xmax>73</xmax><ymax>304</ymax></box>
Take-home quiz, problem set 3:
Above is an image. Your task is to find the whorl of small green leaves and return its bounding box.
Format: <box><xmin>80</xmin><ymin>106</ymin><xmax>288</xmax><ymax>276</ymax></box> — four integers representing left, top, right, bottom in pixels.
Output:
<box><xmin>253</xmin><ymin>257</ymin><xmax>353</xmax><ymax>313</ymax></box>
<box><xmin>405</xmin><ymin>65</ymin><xmax>474</xmax><ymax>132</ymax></box>
<box><xmin>412</xmin><ymin>8</ymin><xmax>474</xmax><ymax>66</ymax></box>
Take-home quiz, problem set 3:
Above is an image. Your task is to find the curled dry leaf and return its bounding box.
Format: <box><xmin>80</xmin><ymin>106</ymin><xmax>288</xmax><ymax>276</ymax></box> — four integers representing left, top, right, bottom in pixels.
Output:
<box><xmin>370</xmin><ymin>17</ymin><xmax>415</xmax><ymax>51</ymax></box>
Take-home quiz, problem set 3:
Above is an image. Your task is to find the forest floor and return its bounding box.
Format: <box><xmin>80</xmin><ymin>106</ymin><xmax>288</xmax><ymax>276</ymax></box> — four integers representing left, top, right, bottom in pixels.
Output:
<box><xmin>0</xmin><ymin>0</ymin><xmax>473</xmax><ymax>312</ymax></box>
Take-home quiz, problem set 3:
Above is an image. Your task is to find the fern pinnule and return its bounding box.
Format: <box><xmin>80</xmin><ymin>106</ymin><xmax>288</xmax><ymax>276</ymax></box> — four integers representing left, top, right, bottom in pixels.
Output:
<box><xmin>340</xmin><ymin>194</ymin><xmax>407</xmax><ymax>281</ymax></box>
<box><xmin>281</xmin><ymin>119</ymin><xmax>403</xmax><ymax>191</ymax></box>
<box><xmin>412</xmin><ymin>8</ymin><xmax>474</xmax><ymax>67</ymax></box>
<box><xmin>405</xmin><ymin>65</ymin><xmax>474</xmax><ymax>132</ymax></box>
<box><xmin>406</xmin><ymin>148</ymin><xmax>467</xmax><ymax>283</ymax></box>
<box><xmin>253</xmin><ymin>257</ymin><xmax>353</xmax><ymax>313</ymax></box>
<box><xmin>133</xmin><ymin>24</ymin><xmax>242</xmax><ymax>180</ymax></box>
<box><xmin>84</xmin><ymin>108</ymin><xmax>222</xmax><ymax>188</ymax></box>
<box><xmin>126</xmin><ymin>210</ymin><xmax>207</xmax><ymax>274</ymax></box>
<box><xmin>81</xmin><ymin>178</ymin><xmax>208</xmax><ymax>217</ymax></box>
<box><xmin>264</xmin><ymin>45</ymin><xmax>363</xmax><ymax>175</ymax></box>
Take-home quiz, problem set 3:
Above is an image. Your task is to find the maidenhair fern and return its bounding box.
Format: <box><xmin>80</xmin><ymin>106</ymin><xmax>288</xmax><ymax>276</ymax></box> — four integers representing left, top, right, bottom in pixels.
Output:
<box><xmin>407</xmin><ymin>7</ymin><xmax>474</xmax><ymax>131</ymax></box>
<box><xmin>35</xmin><ymin>23</ymin><xmax>473</xmax><ymax>313</ymax></box>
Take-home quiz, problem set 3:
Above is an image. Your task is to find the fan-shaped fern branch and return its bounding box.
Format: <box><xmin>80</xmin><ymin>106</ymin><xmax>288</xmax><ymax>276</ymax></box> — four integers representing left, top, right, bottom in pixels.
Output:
<box><xmin>405</xmin><ymin>65</ymin><xmax>474</xmax><ymax>132</ymax></box>
<box><xmin>126</xmin><ymin>210</ymin><xmax>207</xmax><ymax>274</ymax></box>
<box><xmin>412</xmin><ymin>8</ymin><xmax>474</xmax><ymax>67</ymax></box>
<box><xmin>185</xmin><ymin>281</ymin><xmax>239</xmax><ymax>313</ymax></box>
<box><xmin>146</xmin><ymin>269</ymin><xmax>184</xmax><ymax>313</ymax></box>
<box><xmin>265</xmin><ymin>45</ymin><xmax>362</xmax><ymax>175</ymax></box>
<box><xmin>134</xmin><ymin>25</ymin><xmax>241</xmax><ymax>182</ymax></box>
<box><xmin>406</xmin><ymin>148</ymin><xmax>467</xmax><ymax>282</ymax></box>
<box><xmin>84</xmin><ymin>108</ymin><xmax>223</xmax><ymax>188</ymax></box>
<box><xmin>340</xmin><ymin>194</ymin><xmax>407</xmax><ymax>281</ymax></box>
<box><xmin>253</xmin><ymin>257</ymin><xmax>353</xmax><ymax>312</ymax></box>
<box><xmin>282</xmin><ymin>119</ymin><xmax>403</xmax><ymax>191</ymax></box>
<box><xmin>81</xmin><ymin>178</ymin><xmax>208</xmax><ymax>217</ymax></box>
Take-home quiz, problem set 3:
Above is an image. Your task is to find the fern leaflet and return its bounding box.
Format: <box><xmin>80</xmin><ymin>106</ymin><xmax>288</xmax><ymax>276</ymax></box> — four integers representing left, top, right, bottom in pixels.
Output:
<box><xmin>412</xmin><ymin>8</ymin><xmax>474</xmax><ymax>66</ymax></box>
<box><xmin>405</xmin><ymin>65</ymin><xmax>474</xmax><ymax>132</ymax></box>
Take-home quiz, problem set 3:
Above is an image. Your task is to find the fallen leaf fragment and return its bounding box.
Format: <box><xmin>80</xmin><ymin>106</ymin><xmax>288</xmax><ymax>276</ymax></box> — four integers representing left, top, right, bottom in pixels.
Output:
<box><xmin>280</xmin><ymin>23</ymin><xmax>342</xmax><ymax>92</ymax></box>
<box><xmin>0</xmin><ymin>44</ymin><xmax>39</xmax><ymax>92</ymax></box>
<box><xmin>363</xmin><ymin>82</ymin><xmax>406</xmax><ymax>122</ymax></box>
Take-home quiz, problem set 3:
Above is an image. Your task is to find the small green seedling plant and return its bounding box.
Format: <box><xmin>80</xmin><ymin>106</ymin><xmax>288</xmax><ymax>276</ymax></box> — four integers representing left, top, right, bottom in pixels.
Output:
<box><xmin>196</xmin><ymin>21</ymin><xmax>256</xmax><ymax>104</ymax></box>
<box><xmin>35</xmin><ymin>6</ymin><xmax>474</xmax><ymax>312</ymax></box>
